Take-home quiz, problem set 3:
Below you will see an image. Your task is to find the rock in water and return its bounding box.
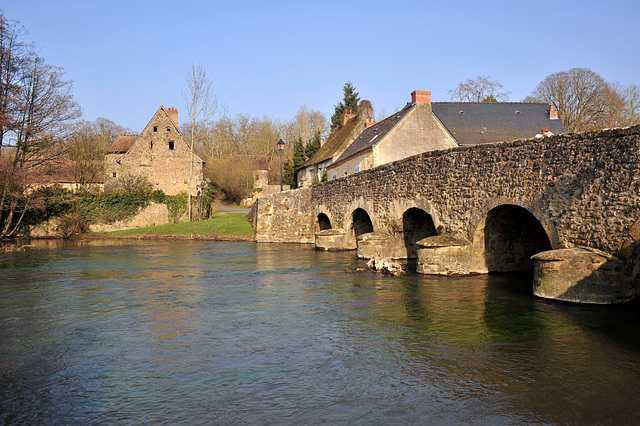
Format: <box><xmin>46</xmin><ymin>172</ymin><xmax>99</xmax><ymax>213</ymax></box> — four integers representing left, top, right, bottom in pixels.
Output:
<box><xmin>367</xmin><ymin>253</ymin><xmax>404</xmax><ymax>276</ymax></box>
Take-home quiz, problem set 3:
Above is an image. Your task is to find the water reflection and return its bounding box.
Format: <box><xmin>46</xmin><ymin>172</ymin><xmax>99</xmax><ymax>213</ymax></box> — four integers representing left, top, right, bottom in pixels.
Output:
<box><xmin>0</xmin><ymin>240</ymin><xmax>639</xmax><ymax>424</ymax></box>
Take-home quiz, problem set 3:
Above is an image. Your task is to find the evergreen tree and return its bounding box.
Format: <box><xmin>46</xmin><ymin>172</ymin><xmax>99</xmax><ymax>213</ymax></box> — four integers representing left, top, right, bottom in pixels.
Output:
<box><xmin>283</xmin><ymin>136</ymin><xmax>306</xmax><ymax>188</ymax></box>
<box><xmin>305</xmin><ymin>130</ymin><xmax>322</xmax><ymax>161</ymax></box>
<box><xmin>330</xmin><ymin>81</ymin><xmax>360</xmax><ymax>129</ymax></box>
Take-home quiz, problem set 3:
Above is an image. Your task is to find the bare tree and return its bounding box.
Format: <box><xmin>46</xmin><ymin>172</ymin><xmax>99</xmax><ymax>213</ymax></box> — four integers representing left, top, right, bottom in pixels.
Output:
<box><xmin>290</xmin><ymin>105</ymin><xmax>328</xmax><ymax>144</ymax></box>
<box><xmin>614</xmin><ymin>83</ymin><xmax>640</xmax><ymax>127</ymax></box>
<box><xmin>525</xmin><ymin>68</ymin><xmax>626</xmax><ymax>132</ymax></box>
<box><xmin>11</xmin><ymin>55</ymin><xmax>81</xmax><ymax>168</ymax></box>
<box><xmin>0</xmin><ymin>12</ymin><xmax>31</xmax><ymax>155</ymax></box>
<box><xmin>449</xmin><ymin>75</ymin><xmax>511</xmax><ymax>102</ymax></box>
<box><xmin>64</xmin><ymin>118</ymin><xmax>131</xmax><ymax>188</ymax></box>
<box><xmin>182</xmin><ymin>63</ymin><xmax>217</xmax><ymax>220</ymax></box>
<box><xmin>0</xmin><ymin>9</ymin><xmax>81</xmax><ymax>238</ymax></box>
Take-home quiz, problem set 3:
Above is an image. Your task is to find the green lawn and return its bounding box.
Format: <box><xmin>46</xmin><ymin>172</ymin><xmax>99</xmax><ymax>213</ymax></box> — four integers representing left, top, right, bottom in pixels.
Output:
<box><xmin>107</xmin><ymin>213</ymin><xmax>253</xmax><ymax>239</ymax></box>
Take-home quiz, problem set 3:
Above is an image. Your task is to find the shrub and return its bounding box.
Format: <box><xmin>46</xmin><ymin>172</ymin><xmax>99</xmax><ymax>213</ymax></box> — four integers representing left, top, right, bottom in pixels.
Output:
<box><xmin>205</xmin><ymin>157</ymin><xmax>254</xmax><ymax>202</ymax></box>
<box><xmin>80</xmin><ymin>188</ymin><xmax>152</xmax><ymax>224</ymax></box>
<box><xmin>166</xmin><ymin>192</ymin><xmax>188</xmax><ymax>223</ymax></box>
<box><xmin>58</xmin><ymin>209</ymin><xmax>89</xmax><ymax>238</ymax></box>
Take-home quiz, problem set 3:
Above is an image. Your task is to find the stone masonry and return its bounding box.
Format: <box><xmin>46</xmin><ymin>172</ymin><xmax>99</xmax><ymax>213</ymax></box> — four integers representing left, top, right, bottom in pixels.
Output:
<box><xmin>105</xmin><ymin>106</ymin><xmax>204</xmax><ymax>196</ymax></box>
<box><xmin>253</xmin><ymin>125</ymin><xmax>640</xmax><ymax>263</ymax></box>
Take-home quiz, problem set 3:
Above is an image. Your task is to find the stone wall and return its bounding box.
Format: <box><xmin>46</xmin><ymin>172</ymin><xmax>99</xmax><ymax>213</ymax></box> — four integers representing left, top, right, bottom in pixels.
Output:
<box><xmin>89</xmin><ymin>202</ymin><xmax>187</xmax><ymax>233</ymax></box>
<box><xmin>251</xmin><ymin>187</ymin><xmax>315</xmax><ymax>243</ymax></box>
<box><xmin>254</xmin><ymin>125</ymin><xmax>640</xmax><ymax>261</ymax></box>
<box><xmin>30</xmin><ymin>202</ymin><xmax>187</xmax><ymax>237</ymax></box>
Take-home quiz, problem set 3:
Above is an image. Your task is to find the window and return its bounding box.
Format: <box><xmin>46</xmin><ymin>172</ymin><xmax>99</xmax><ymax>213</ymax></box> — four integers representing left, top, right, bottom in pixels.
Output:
<box><xmin>168</xmin><ymin>140</ymin><xmax>174</xmax><ymax>150</ymax></box>
<box><xmin>167</xmin><ymin>127</ymin><xmax>171</xmax><ymax>132</ymax></box>
<box><xmin>112</xmin><ymin>172</ymin><xmax>117</xmax><ymax>178</ymax></box>
<box><xmin>355</xmin><ymin>165</ymin><xmax>360</xmax><ymax>173</ymax></box>
<box><xmin>332</xmin><ymin>173</ymin><xmax>337</xmax><ymax>180</ymax></box>
<box><xmin>150</xmin><ymin>141</ymin><xmax>153</xmax><ymax>149</ymax></box>
<box><xmin>153</xmin><ymin>126</ymin><xmax>157</xmax><ymax>132</ymax></box>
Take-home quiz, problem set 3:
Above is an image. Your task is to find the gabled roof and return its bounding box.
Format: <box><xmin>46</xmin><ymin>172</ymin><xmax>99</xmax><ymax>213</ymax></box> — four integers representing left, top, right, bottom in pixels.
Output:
<box><xmin>332</xmin><ymin>103</ymin><xmax>415</xmax><ymax>166</ymax></box>
<box><xmin>431</xmin><ymin>102</ymin><xmax>566</xmax><ymax>145</ymax></box>
<box><xmin>106</xmin><ymin>105</ymin><xmax>204</xmax><ymax>164</ymax></box>
<box><xmin>106</xmin><ymin>135</ymin><xmax>137</xmax><ymax>154</ymax></box>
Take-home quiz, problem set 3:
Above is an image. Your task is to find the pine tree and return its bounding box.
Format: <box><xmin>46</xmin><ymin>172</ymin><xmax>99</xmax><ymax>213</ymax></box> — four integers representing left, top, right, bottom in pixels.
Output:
<box><xmin>330</xmin><ymin>81</ymin><xmax>360</xmax><ymax>129</ymax></box>
<box><xmin>305</xmin><ymin>130</ymin><xmax>322</xmax><ymax>161</ymax></box>
<box><xmin>283</xmin><ymin>136</ymin><xmax>306</xmax><ymax>187</ymax></box>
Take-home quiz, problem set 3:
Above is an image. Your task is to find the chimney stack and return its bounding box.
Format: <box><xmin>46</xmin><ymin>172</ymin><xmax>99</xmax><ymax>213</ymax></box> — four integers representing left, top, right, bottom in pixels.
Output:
<box><xmin>411</xmin><ymin>90</ymin><xmax>431</xmax><ymax>104</ymax></box>
<box><xmin>166</xmin><ymin>106</ymin><xmax>179</xmax><ymax>126</ymax></box>
<box><xmin>342</xmin><ymin>109</ymin><xmax>355</xmax><ymax>126</ymax></box>
<box><xmin>549</xmin><ymin>104</ymin><xmax>558</xmax><ymax>120</ymax></box>
<box><xmin>365</xmin><ymin>121</ymin><xmax>376</xmax><ymax>128</ymax></box>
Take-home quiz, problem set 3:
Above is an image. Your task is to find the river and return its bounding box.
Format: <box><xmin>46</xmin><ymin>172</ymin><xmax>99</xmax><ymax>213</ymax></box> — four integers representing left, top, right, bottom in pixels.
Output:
<box><xmin>1</xmin><ymin>240</ymin><xmax>639</xmax><ymax>424</ymax></box>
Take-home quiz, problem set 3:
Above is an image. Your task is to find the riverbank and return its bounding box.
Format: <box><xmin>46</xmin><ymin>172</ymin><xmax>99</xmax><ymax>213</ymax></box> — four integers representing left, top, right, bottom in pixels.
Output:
<box><xmin>91</xmin><ymin>212</ymin><xmax>254</xmax><ymax>241</ymax></box>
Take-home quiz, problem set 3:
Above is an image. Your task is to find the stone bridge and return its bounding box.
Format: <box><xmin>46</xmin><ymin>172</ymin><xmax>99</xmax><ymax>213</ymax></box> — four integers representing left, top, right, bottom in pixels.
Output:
<box><xmin>251</xmin><ymin>126</ymin><xmax>640</xmax><ymax>304</ymax></box>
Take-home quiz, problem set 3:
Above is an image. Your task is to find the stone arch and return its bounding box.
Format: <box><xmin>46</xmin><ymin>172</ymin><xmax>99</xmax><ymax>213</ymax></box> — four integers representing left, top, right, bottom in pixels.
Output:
<box><xmin>402</xmin><ymin>207</ymin><xmax>437</xmax><ymax>258</ymax></box>
<box><xmin>473</xmin><ymin>204</ymin><xmax>552</xmax><ymax>273</ymax></box>
<box><xmin>317</xmin><ymin>213</ymin><xmax>332</xmax><ymax>230</ymax></box>
<box><xmin>386</xmin><ymin>198</ymin><xmax>443</xmax><ymax>234</ymax></box>
<box><xmin>351</xmin><ymin>208</ymin><xmax>374</xmax><ymax>238</ymax></box>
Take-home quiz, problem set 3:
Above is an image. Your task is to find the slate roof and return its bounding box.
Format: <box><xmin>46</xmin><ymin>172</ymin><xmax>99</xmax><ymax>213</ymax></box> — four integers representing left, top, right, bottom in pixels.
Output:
<box><xmin>431</xmin><ymin>102</ymin><xmax>566</xmax><ymax>145</ymax></box>
<box><xmin>331</xmin><ymin>103</ymin><xmax>415</xmax><ymax>166</ymax></box>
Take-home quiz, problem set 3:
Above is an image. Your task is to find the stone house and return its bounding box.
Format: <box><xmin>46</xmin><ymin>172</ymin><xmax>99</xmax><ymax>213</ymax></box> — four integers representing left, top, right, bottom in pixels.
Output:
<box><xmin>105</xmin><ymin>106</ymin><xmax>204</xmax><ymax>196</ymax></box>
<box><xmin>297</xmin><ymin>100</ymin><xmax>374</xmax><ymax>187</ymax></box>
<box><xmin>327</xmin><ymin>90</ymin><xmax>566</xmax><ymax>179</ymax></box>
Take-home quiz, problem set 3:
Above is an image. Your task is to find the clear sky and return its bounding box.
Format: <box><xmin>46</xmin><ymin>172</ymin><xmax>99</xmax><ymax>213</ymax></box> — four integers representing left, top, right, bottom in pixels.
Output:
<box><xmin>3</xmin><ymin>0</ymin><xmax>639</xmax><ymax>132</ymax></box>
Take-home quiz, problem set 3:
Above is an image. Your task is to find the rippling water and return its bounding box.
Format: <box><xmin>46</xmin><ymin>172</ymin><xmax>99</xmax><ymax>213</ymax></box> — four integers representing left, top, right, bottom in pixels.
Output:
<box><xmin>1</xmin><ymin>240</ymin><xmax>639</xmax><ymax>424</ymax></box>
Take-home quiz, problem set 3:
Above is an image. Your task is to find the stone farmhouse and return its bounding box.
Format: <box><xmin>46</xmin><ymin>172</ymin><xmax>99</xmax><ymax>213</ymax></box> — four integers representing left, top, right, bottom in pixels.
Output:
<box><xmin>105</xmin><ymin>106</ymin><xmax>204</xmax><ymax>196</ymax></box>
<box><xmin>326</xmin><ymin>90</ymin><xmax>566</xmax><ymax>179</ymax></box>
<box><xmin>297</xmin><ymin>100</ymin><xmax>374</xmax><ymax>187</ymax></box>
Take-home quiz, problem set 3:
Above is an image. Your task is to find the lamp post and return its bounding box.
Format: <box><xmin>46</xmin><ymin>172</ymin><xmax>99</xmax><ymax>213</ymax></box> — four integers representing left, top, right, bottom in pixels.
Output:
<box><xmin>277</xmin><ymin>138</ymin><xmax>285</xmax><ymax>191</ymax></box>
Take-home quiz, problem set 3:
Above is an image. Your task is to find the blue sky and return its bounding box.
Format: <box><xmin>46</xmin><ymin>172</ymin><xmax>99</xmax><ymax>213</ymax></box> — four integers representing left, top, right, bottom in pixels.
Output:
<box><xmin>3</xmin><ymin>0</ymin><xmax>639</xmax><ymax>132</ymax></box>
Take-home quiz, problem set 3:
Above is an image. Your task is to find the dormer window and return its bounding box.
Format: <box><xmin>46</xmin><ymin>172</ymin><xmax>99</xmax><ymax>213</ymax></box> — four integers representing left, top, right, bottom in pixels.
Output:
<box><xmin>168</xmin><ymin>140</ymin><xmax>174</xmax><ymax>150</ymax></box>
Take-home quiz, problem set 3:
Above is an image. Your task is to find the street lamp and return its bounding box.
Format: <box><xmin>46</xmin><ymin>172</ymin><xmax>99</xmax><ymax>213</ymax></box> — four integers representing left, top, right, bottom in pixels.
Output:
<box><xmin>277</xmin><ymin>138</ymin><xmax>285</xmax><ymax>191</ymax></box>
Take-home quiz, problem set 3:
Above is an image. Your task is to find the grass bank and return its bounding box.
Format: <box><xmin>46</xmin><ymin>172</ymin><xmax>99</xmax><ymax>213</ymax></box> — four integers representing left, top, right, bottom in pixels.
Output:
<box><xmin>104</xmin><ymin>213</ymin><xmax>253</xmax><ymax>240</ymax></box>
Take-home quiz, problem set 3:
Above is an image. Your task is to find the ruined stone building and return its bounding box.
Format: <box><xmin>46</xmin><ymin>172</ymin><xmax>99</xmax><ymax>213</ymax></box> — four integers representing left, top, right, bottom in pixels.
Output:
<box><xmin>105</xmin><ymin>106</ymin><xmax>204</xmax><ymax>196</ymax></box>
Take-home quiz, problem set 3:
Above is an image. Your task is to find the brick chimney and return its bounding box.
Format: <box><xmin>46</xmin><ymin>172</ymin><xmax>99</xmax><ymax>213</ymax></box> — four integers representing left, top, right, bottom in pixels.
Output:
<box><xmin>166</xmin><ymin>106</ymin><xmax>179</xmax><ymax>126</ymax></box>
<box><xmin>549</xmin><ymin>104</ymin><xmax>558</xmax><ymax>120</ymax></box>
<box><xmin>411</xmin><ymin>90</ymin><xmax>431</xmax><ymax>104</ymax></box>
<box><xmin>365</xmin><ymin>121</ymin><xmax>376</xmax><ymax>128</ymax></box>
<box><xmin>342</xmin><ymin>109</ymin><xmax>355</xmax><ymax>126</ymax></box>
